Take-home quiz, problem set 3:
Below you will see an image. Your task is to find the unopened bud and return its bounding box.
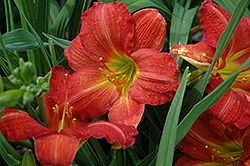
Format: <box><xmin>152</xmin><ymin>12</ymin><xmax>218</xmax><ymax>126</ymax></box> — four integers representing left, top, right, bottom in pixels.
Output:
<box><xmin>21</xmin><ymin>150</ymin><xmax>36</xmax><ymax>166</ymax></box>
<box><xmin>0</xmin><ymin>89</ymin><xmax>23</xmax><ymax>107</ymax></box>
<box><xmin>22</xmin><ymin>91</ymin><xmax>34</xmax><ymax>105</ymax></box>
<box><xmin>21</xmin><ymin>62</ymin><xmax>36</xmax><ymax>84</ymax></box>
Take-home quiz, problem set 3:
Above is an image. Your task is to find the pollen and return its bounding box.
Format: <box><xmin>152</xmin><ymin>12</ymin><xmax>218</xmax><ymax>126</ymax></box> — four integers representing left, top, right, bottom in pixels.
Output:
<box><xmin>53</xmin><ymin>104</ymin><xmax>59</xmax><ymax>114</ymax></box>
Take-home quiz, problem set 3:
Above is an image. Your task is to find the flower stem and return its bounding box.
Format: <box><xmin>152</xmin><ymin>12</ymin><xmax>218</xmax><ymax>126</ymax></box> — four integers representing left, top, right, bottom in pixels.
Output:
<box><xmin>37</xmin><ymin>95</ymin><xmax>48</xmax><ymax>125</ymax></box>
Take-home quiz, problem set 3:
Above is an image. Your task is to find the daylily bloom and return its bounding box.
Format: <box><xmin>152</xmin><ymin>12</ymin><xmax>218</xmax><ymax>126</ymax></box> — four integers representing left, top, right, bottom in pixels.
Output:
<box><xmin>0</xmin><ymin>66</ymin><xmax>138</xmax><ymax>166</ymax></box>
<box><xmin>174</xmin><ymin>112</ymin><xmax>250</xmax><ymax>166</ymax></box>
<box><xmin>171</xmin><ymin>0</ymin><xmax>250</xmax><ymax>130</ymax></box>
<box><xmin>52</xmin><ymin>2</ymin><xmax>180</xmax><ymax>127</ymax></box>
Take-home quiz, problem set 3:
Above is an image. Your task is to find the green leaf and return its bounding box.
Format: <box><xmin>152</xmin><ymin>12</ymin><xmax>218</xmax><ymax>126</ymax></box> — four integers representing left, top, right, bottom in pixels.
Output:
<box><xmin>169</xmin><ymin>3</ymin><xmax>198</xmax><ymax>67</ymax></box>
<box><xmin>138</xmin><ymin>150</ymin><xmax>158</xmax><ymax>166</ymax></box>
<box><xmin>0</xmin><ymin>132</ymin><xmax>22</xmax><ymax>161</ymax></box>
<box><xmin>156</xmin><ymin>67</ymin><xmax>189</xmax><ymax>166</ymax></box>
<box><xmin>49</xmin><ymin>0</ymin><xmax>76</xmax><ymax>38</ymax></box>
<box><xmin>48</xmin><ymin>0</ymin><xmax>60</xmax><ymax>28</ymax></box>
<box><xmin>13</xmin><ymin>0</ymin><xmax>52</xmax><ymax>70</ymax></box>
<box><xmin>213</xmin><ymin>0</ymin><xmax>250</xmax><ymax>18</ymax></box>
<box><xmin>176</xmin><ymin>0</ymin><xmax>250</xmax><ymax>146</ymax></box>
<box><xmin>43</xmin><ymin>33</ymin><xmax>71</xmax><ymax>49</ymax></box>
<box><xmin>0</xmin><ymin>141</ymin><xmax>21</xmax><ymax>166</ymax></box>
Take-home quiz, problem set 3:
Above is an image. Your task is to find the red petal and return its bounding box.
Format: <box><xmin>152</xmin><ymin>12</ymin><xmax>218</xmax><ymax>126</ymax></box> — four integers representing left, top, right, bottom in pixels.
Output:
<box><xmin>65</xmin><ymin>35</ymin><xmax>98</xmax><ymax>70</ymax></box>
<box><xmin>44</xmin><ymin>66</ymin><xmax>71</xmax><ymax>126</ymax></box>
<box><xmin>174</xmin><ymin>155</ymin><xmax>213</xmax><ymax>166</ymax></box>
<box><xmin>178</xmin><ymin>112</ymin><xmax>238</xmax><ymax>162</ymax></box>
<box><xmin>108</xmin><ymin>94</ymin><xmax>145</xmax><ymax>128</ymax></box>
<box><xmin>35</xmin><ymin>133</ymin><xmax>79</xmax><ymax>166</ymax></box>
<box><xmin>63</xmin><ymin>120</ymin><xmax>138</xmax><ymax>148</ymax></box>
<box><xmin>51</xmin><ymin>65</ymin><xmax>120</xmax><ymax>121</ymax></box>
<box><xmin>79</xmin><ymin>2</ymin><xmax>134</xmax><ymax>62</ymax></box>
<box><xmin>199</xmin><ymin>0</ymin><xmax>231</xmax><ymax>48</ymax></box>
<box><xmin>128</xmin><ymin>49</ymin><xmax>180</xmax><ymax>105</ymax></box>
<box><xmin>132</xmin><ymin>9</ymin><xmax>166</xmax><ymax>52</ymax></box>
<box><xmin>171</xmin><ymin>40</ymin><xmax>217</xmax><ymax>75</ymax></box>
<box><xmin>206</xmin><ymin>75</ymin><xmax>250</xmax><ymax>130</ymax></box>
<box><xmin>0</xmin><ymin>108</ymin><xmax>54</xmax><ymax>141</ymax></box>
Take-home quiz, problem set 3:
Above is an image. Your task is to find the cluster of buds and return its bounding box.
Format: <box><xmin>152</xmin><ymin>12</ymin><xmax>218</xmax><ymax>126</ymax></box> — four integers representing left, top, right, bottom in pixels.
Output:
<box><xmin>0</xmin><ymin>58</ymin><xmax>51</xmax><ymax>107</ymax></box>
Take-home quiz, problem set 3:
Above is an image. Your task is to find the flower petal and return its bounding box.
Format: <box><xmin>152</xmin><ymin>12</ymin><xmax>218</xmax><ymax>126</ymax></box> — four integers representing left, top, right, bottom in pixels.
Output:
<box><xmin>34</xmin><ymin>133</ymin><xmax>79</xmax><ymax>166</ymax></box>
<box><xmin>178</xmin><ymin>112</ymin><xmax>239</xmax><ymax>162</ymax></box>
<box><xmin>63</xmin><ymin>120</ymin><xmax>138</xmax><ymax>148</ymax></box>
<box><xmin>206</xmin><ymin>75</ymin><xmax>250</xmax><ymax>130</ymax></box>
<box><xmin>44</xmin><ymin>66</ymin><xmax>71</xmax><ymax>126</ymax></box>
<box><xmin>174</xmin><ymin>155</ymin><xmax>215</xmax><ymax>166</ymax></box>
<box><xmin>65</xmin><ymin>35</ymin><xmax>98</xmax><ymax>70</ymax></box>
<box><xmin>171</xmin><ymin>40</ymin><xmax>217</xmax><ymax>75</ymax></box>
<box><xmin>0</xmin><ymin>108</ymin><xmax>54</xmax><ymax>141</ymax></box>
<box><xmin>79</xmin><ymin>2</ymin><xmax>134</xmax><ymax>62</ymax></box>
<box><xmin>128</xmin><ymin>49</ymin><xmax>180</xmax><ymax>105</ymax></box>
<box><xmin>132</xmin><ymin>9</ymin><xmax>166</xmax><ymax>52</ymax></box>
<box><xmin>200</xmin><ymin>0</ymin><xmax>250</xmax><ymax>62</ymax></box>
<box><xmin>108</xmin><ymin>94</ymin><xmax>145</xmax><ymax>128</ymax></box>
<box><xmin>199</xmin><ymin>0</ymin><xmax>231</xmax><ymax>48</ymax></box>
<box><xmin>51</xmin><ymin>65</ymin><xmax>120</xmax><ymax>121</ymax></box>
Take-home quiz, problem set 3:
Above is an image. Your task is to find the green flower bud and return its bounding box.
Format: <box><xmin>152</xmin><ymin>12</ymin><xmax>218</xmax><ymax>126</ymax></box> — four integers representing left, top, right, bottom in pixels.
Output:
<box><xmin>0</xmin><ymin>89</ymin><xmax>23</xmax><ymax>107</ymax></box>
<box><xmin>22</xmin><ymin>91</ymin><xmax>35</xmax><ymax>105</ymax></box>
<box><xmin>21</xmin><ymin>150</ymin><xmax>36</xmax><ymax>166</ymax></box>
<box><xmin>21</xmin><ymin>62</ymin><xmax>36</xmax><ymax>84</ymax></box>
<box><xmin>13</xmin><ymin>67</ymin><xmax>22</xmax><ymax>79</ymax></box>
<box><xmin>36</xmin><ymin>76</ymin><xmax>45</xmax><ymax>85</ymax></box>
<box><xmin>26</xmin><ymin>84</ymin><xmax>38</xmax><ymax>95</ymax></box>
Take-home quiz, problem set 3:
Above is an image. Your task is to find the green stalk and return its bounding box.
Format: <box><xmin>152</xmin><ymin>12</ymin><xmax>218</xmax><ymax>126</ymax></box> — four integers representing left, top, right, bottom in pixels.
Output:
<box><xmin>37</xmin><ymin>95</ymin><xmax>48</xmax><ymax>125</ymax></box>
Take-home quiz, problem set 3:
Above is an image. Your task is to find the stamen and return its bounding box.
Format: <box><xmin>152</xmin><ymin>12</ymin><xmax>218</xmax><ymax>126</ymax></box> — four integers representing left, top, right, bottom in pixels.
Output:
<box><xmin>98</xmin><ymin>58</ymin><xmax>128</xmax><ymax>86</ymax></box>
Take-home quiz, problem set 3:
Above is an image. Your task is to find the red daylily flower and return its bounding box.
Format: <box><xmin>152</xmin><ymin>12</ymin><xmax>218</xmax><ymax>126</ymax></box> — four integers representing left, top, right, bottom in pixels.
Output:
<box><xmin>0</xmin><ymin>66</ymin><xmax>138</xmax><ymax>166</ymax></box>
<box><xmin>174</xmin><ymin>112</ymin><xmax>250</xmax><ymax>166</ymax></box>
<box><xmin>53</xmin><ymin>2</ymin><xmax>180</xmax><ymax>127</ymax></box>
<box><xmin>171</xmin><ymin>0</ymin><xmax>250</xmax><ymax>130</ymax></box>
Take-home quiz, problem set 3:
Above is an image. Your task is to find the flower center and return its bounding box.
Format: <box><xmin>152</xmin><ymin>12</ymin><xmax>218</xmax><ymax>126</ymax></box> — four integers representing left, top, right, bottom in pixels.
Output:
<box><xmin>52</xmin><ymin>74</ymin><xmax>77</xmax><ymax>132</ymax></box>
<box><xmin>205</xmin><ymin>142</ymin><xmax>243</xmax><ymax>165</ymax></box>
<box><xmin>98</xmin><ymin>57</ymin><xmax>137</xmax><ymax>89</ymax></box>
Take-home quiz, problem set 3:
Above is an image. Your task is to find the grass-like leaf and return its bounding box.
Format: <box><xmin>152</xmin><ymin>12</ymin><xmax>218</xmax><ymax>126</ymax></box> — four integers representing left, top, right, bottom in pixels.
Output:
<box><xmin>156</xmin><ymin>66</ymin><xmax>189</xmax><ymax>166</ymax></box>
<box><xmin>169</xmin><ymin>2</ymin><xmax>198</xmax><ymax>67</ymax></box>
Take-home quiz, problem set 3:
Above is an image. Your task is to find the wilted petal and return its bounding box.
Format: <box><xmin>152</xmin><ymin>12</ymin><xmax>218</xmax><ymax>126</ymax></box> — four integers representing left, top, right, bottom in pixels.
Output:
<box><xmin>0</xmin><ymin>108</ymin><xmax>54</xmax><ymax>141</ymax></box>
<box><xmin>108</xmin><ymin>94</ymin><xmax>145</xmax><ymax>127</ymax></box>
<box><xmin>35</xmin><ymin>133</ymin><xmax>79</xmax><ymax>166</ymax></box>
<box><xmin>63</xmin><ymin>120</ymin><xmax>138</xmax><ymax>148</ymax></box>
<box><xmin>80</xmin><ymin>2</ymin><xmax>134</xmax><ymax>62</ymax></box>
<box><xmin>129</xmin><ymin>49</ymin><xmax>180</xmax><ymax>105</ymax></box>
<box><xmin>174</xmin><ymin>155</ymin><xmax>216</xmax><ymax>166</ymax></box>
<box><xmin>206</xmin><ymin>75</ymin><xmax>250</xmax><ymax>130</ymax></box>
<box><xmin>51</xmin><ymin>65</ymin><xmax>120</xmax><ymax>121</ymax></box>
<box><xmin>171</xmin><ymin>40</ymin><xmax>217</xmax><ymax>75</ymax></box>
<box><xmin>132</xmin><ymin>9</ymin><xmax>166</xmax><ymax>52</ymax></box>
<box><xmin>65</xmin><ymin>36</ymin><xmax>97</xmax><ymax>70</ymax></box>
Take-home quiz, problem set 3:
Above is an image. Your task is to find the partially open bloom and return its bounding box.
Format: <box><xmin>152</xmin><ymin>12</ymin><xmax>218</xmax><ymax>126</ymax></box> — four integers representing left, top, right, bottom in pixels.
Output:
<box><xmin>171</xmin><ymin>0</ymin><xmax>250</xmax><ymax>130</ymax></box>
<box><xmin>0</xmin><ymin>66</ymin><xmax>137</xmax><ymax>166</ymax></box>
<box><xmin>174</xmin><ymin>112</ymin><xmax>250</xmax><ymax>166</ymax></box>
<box><xmin>53</xmin><ymin>2</ymin><xmax>180</xmax><ymax>127</ymax></box>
